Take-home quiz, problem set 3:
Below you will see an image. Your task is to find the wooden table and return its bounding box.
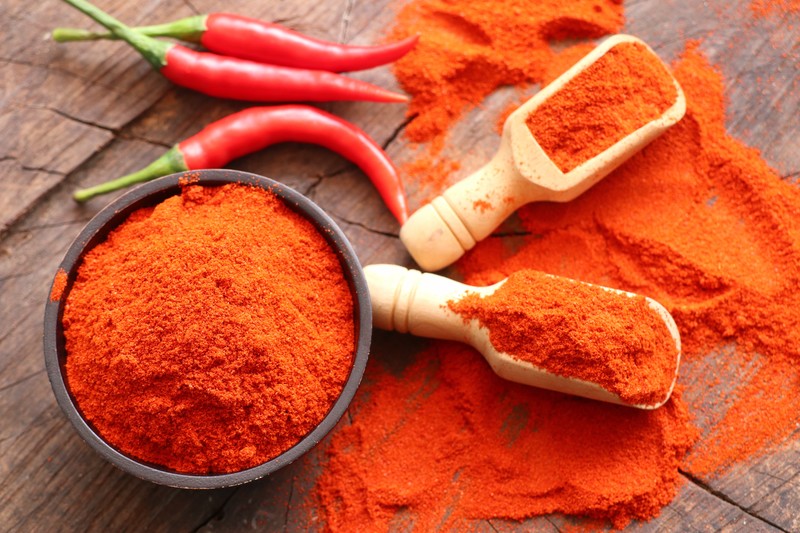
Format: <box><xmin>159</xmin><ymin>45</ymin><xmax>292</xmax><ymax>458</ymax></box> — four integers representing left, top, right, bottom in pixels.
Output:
<box><xmin>2</xmin><ymin>0</ymin><xmax>798</xmax><ymax>530</ymax></box>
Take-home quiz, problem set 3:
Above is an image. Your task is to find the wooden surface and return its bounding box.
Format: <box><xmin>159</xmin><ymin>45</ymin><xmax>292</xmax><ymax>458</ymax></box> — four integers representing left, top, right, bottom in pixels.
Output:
<box><xmin>1</xmin><ymin>0</ymin><xmax>798</xmax><ymax>531</ymax></box>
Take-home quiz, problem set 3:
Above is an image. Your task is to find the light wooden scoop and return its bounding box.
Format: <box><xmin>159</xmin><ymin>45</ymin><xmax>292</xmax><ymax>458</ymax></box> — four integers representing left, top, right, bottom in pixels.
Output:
<box><xmin>365</xmin><ymin>264</ymin><xmax>682</xmax><ymax>409</ymax></box>
<box><xmin>400</xmin><ymin>34</ymin><xmax>686</xmax><ymax>271</ymax></box>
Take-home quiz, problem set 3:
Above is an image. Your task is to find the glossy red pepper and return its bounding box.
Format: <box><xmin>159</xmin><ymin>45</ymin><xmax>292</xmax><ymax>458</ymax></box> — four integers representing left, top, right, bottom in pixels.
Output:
<box><xmin>72</xmin><ymin>105</ymin><xmax>409</xmax><ymax>223</ymax></box>
<box><xmin>60</xmin><ymin>0</ymin><xmax>407</xmax><ymax>103</ymax></box>
<box><xmin>53</xmin><ymin>13</ymin><xmax>419</xmax><ymax>73</ymax></box>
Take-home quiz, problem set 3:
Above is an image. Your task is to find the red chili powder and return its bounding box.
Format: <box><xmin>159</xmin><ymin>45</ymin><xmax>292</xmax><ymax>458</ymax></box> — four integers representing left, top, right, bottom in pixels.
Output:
<box><xmin>526</xmin><ymin>41</ymin><xmax>678</xmax><ymax>173</ymax></box>
<box><xmin>315</xmin><ymin>345</ymin><xmax>697</xmax><ymax>530</ymax></box>
<box><xmin>313</xmin><ymin>11</ymin><xmax>799</xmax><ymax>533</ymax></box>
<box><xmin>487</xmin><ymin>42</ymin><xmax>800</xmax><ymax>477</ymax></box>
<box><xmin>63</xmin><ymin>183</ymin><xmax>355</xmax><ymax>474</ymax></box>
<box><xmin>449</xmin><ymin>269</ymin><xmax>678</xmax><ymax>406</ymax></box>
<box><xmin>390</xmin><ymin>0</ymin><xmax>625</xmax><ymax>145</ymax></box>
<box><xmin>399</xmin><ymin>151</ymin><xmax>461</xmax><ymax>204</ymax></box>
<box><xmin>750</xmin><ymin>0</ymin><xmax>800</xmax><ymax>17</ymax></box>
<box><xmin>472</xmin><ymin>199</ymin><xmax>492</xmax><ymax>213</ymax></box>
<box><xmin>49</xmin><ymin>268</ymin><xmax>67</xmax><ymax>302</ymax></box>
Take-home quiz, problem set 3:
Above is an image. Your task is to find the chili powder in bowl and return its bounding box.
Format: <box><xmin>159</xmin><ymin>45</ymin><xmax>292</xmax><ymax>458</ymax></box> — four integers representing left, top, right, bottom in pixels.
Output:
<box><xmin>43</xmin><ymin>169</ymin><xmax>370</xmax><ymax>488</ymax></box>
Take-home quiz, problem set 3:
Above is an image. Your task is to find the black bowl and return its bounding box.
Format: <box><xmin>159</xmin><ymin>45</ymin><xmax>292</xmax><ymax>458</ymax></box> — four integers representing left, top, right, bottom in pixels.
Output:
<box><xmin>43</xmin><ymin>169</ymin><xmax>371</xmax><ymax>489</ymax></box>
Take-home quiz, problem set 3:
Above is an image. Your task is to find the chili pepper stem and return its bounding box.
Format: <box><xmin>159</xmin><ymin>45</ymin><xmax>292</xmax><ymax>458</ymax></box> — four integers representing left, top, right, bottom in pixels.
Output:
<box><xmin>52</xmin><ymin>15</ymin><xmax>207</xmax><ymax>43</ymax></box>
<box><xmin>60</xmin><ymin>0</ymin><xmax>171</xmax><ymax>69</ymax></box>
<box><xmin>73</xmin><ymin>147</ymin><xmax>186</xmax><ymax>202</ymax></box>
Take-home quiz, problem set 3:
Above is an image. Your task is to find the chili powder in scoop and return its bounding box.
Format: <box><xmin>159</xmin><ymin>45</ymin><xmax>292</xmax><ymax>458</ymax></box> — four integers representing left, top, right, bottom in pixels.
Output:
<box><xmin>450</xmin><ymin>269</ymin><xmax>679</xmax><ymax>406</ymax></box>
<box><xmin>526</xmin><ymin>41</ymin><xmax>678</xmax><ymax>173</ymax></box>
<box><xmin>62</xmin><ymin>183</ymin><xmax>355</xmax><ymax>474</ymax></box>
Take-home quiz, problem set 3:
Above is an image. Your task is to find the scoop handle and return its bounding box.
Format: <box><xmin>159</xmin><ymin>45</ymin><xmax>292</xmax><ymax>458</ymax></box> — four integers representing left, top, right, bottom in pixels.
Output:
<box><xmin>364</xmin><ymin>264</ymin><xmax>484</xmax><ymax>343</ymax></box>
<box><xmin>399</xmin><ymin>142</ymin><xmax>545</xmax><ymax>272</ymax></box>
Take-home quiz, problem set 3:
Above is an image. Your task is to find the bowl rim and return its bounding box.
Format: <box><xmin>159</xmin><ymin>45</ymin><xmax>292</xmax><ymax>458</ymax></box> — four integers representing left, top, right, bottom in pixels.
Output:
<box><xmin>43</xmin><ymin>169</ymin><xmax>372</xmax><ymax>489</ymax></box>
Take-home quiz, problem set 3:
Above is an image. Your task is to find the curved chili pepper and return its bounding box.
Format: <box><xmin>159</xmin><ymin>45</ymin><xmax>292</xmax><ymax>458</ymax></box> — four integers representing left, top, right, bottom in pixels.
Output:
<box><xmin>72</xmin><ymin>105</ymin><xmax>409</xmax><ymax>223</ymax></box>
<box><xmin>53</xmin><ymin>13</ymin><xmax>419</xmax><ymax>73</ymax></box>
<box><xmin>60</xmin><ymin>0</ymin><xmax>407</xmax><ymax>103</ymax></box>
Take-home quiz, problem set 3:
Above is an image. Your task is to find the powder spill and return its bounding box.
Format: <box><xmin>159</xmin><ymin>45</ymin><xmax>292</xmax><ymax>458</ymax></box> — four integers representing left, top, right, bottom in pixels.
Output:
<box><xmin>312</xmin><ymin>0</ymin><xmax>800</xmax><ymax>529</ymax></box>
<box><xmin>390</xmin><ymin>0</ymin><xmax>625</xmax><ymax>145</ymax></box>
<box><xmin>315</xmin><ymin>344</ymin><xmax>697</xmax><ymax>530</ymax></box>
<box><xmin>63</xmin><ymin>184</ymin><xmax>355</xmax><ymax>474</ymax></box>
<box><xmin>463</xmin><ymin>40</ymin><xmax>800</xmax><ymax>475</ymax></box>
<box><xmin>526</xmin><ymin>41</ymin><xmax>678</xmax><ymax>173</ymax></box>
<box><xmin>449</xmin><ymin>269</ymin><xmax>679</xmax><ymax>407</ymax></box>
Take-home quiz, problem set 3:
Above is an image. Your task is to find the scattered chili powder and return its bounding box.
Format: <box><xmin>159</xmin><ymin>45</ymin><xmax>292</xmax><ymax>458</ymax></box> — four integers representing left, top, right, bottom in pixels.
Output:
<box><xmin>399</xmin><ymin>152</ymin><xmax>461</xmax><ymax>203</ymax></box>
<box><xmin>472</xmin><ymin>199</ymin><xmax>492</xmax><ymax>213</ymax></box>
<box><xmin>312</xmin><ymin>4</ymin><xmax>799</xmax><ymax>531</ymax></box>
<box><xmin>63</xmin><ymin>183</ymin><xmax>355</xmax><ymax>474</ymax></box>
<box><xmin>315</xmin><ymin>345</ymin><xmax>697</xmax><ymax>530</ymax></box>
<box><xmin>49</xmin><ymin>268</ymin><xmax>67</xmax><ymax>302</ymax></box>
<box><xmin>390</xmin><ymin>0</ymin><xmax>625</xmax><ymax>145</ymax></box>
<box><xmin>750</xmin><ymin>0</ymin><xmax>800</xmax><ymax>17</ymax></box>
<box><xmin>526</xmin><ymin>41</ymin><xmax>678</xmax><ymax>173</ymax></box>
<box><xmin>488</xmin><ymin>42</ymin><xmax>800</xmax><ymax>478</ymax></box>
<box><xmin>449</xmin><ymin>269</ymin><xmax>678</xmax><ymax>406</ymax></box>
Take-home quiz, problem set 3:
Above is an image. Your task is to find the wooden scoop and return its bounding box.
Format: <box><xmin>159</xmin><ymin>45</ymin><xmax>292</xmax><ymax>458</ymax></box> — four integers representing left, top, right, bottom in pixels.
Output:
<box><xmin>365</xmin><ymin>264</ymin><xmax>682</xmax><ymax>409</ymax></box>
<box><xmin>400</xmin><ymin>34</ymin><xmax>686</xmax><ymax>271</ymax></box>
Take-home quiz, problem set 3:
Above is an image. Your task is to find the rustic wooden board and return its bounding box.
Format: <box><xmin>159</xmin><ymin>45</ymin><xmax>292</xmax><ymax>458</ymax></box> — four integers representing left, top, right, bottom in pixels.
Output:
<box><xmin>0</xmin><ymin>0</ymin><xmax>797</xmax><ymax>531</ymax></box>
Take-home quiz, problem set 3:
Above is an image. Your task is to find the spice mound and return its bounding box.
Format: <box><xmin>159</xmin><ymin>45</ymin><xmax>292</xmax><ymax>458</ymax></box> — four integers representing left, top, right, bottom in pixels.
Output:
<box><xmin>526</xmin><ymin>41</ymin><xmax>678</xmax><ymax>173</ymax></box>
<box><xmin>314</xmin><ymin>345</ymin><xmax>697</xmax><ymax>531</ymax></box>
<box><xmin>62</xmin><ymin>183</ymin><xmax>355</xmax><ymax>474</ymax></box>
<box><xmin>449</xmin><ymin>270</ymin><xmax>678</xmax><ymax>406</ymax></box>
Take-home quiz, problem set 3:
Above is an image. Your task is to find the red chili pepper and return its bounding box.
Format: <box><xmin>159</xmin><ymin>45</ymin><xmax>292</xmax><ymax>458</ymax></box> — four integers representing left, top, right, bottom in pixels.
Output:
<box><xmin>72</xmin><ymin>105</ymin><xmax>409</xmax><ymax>224</ymax></box>
<box><xmin>53</xmin><ymin>13</ymin><xmax>419</xmax><ymax>73</ymax></box>
<box><xmin>60</xmin><ymin>0</ymin><xmax>407</xmax><ymax>103</ymax></box>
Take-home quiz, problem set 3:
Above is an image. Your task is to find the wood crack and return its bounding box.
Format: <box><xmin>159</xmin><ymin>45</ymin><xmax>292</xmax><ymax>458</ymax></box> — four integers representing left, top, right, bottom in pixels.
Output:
<box><xmin>32</xmin><ymin>105</ymin><xmax>118</xmax><ymax>134</ymax></box>
<box><xmin>301</xmin><ymin>175</ymin><xmax>326</xmax><ymax>197</ymax></box>
<box><xmin>0</xmin><ymin>57</ymin><xmax>121</xmax><ymax>92</ymax></box>
<box><xmin>339</xmin><ymin>0</ymin><xmax>355</xmax><ymax>43</ymax></box>
<box><xmin>20</xmin><ymin>165</ymin><xmax>63</xmax><ymax>177</ymax></box>
<box><xmin>190</xmin><ymin>488</ymin><xmax>240</xmax><ymax>532</ymax></box>
<box><xmin>330</xmin><ymin>213</ymin><xmax>400</xmax><ymax>238</ymax></box>
<box><xmin>680</xmin><ymin>471</ymin><xmax>790</xmax><ymax>532</ymax></box>
<box><xmin>544</xmin><ymin>516</ymin><xmax>562</xmax><ymax>532</ymax></box>
<box><xmin>1</xmin><ymin>154</ymin><xmax>65</xmax><ymax>177</ymax></box>
<box><xmin>752</xmin><ymin>467</ymin><xmax>792</xmax><ymax>485</ymax></box>
<box><xmin>782</xmin><ymin>170</ymin><xmax>799</xmax><ymax>181</ymax></box>
<box><xmin>382</xmin><ymin>113</ymin><xmax>416</xmax><ymax>151</ymax></box>
<box><xmin>116</xmin><ymin>134</ymin><xmax>172</xmax><ymax>150</ymax></box>
<box><xmin>283</xmin><ymin>475</ymin><xmax>295</xmax><ymax>531</ymax></box>
<box><xmin>181</xmin><ymin>0</ymin><xmax>200</xmax><ymax>16</ymax></box>
<box><xmin>0</xmin><ymin>369</ymin><xmax>45</xmax><ymax>395</ymax></box>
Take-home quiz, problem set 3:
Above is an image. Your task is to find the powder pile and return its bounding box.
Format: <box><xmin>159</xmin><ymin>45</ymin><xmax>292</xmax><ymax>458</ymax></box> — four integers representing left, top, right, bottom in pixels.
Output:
<box><xmin>526</xmin><ymin>41</ymin><xmax>678</xmax><ymax>173</ymax></box>
<box><xmin>63</xmin><ymin>183</ymin><xmax>355</xmax><ymax>474</ymax></box>
<box><xmin>450</xmin><ymin>269</ymin><xmax>679</xmax><ymax>406</ymax></box>
<box><xmin>311</xmin><ymin>0</ymin><xmax>800</xmax><ymax>529</ymax></box>
<box><xmin>390</xmin><ymin>0</ymin><xmax>625</xmax><ymax>145</ymax></box>
<box><xmin>315</xmin><ymin>345</ymin><xmax>696</xmax><ymax>530</ymax></box>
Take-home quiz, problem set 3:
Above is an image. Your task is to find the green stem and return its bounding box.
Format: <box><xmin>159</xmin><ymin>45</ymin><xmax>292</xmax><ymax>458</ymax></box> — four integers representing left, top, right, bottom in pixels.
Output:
<box><xmin>52</xmin><ymin>15</ymin><xmax>207</xmax><ymax>43</ymax></box>
<box><xmin>60</xmin><ymin>0</ymin><xmax>172</xmax><ymax>69</ymax></box>
<box><xmin>73</xmin><ymin>147</ymin><xmax>187</xmax><ymax>202</ymax></box>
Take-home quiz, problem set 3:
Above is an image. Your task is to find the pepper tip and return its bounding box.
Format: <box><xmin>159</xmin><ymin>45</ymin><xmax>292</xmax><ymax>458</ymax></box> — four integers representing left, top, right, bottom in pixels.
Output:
<box><xmin>390</xmin><ymin>92</ymin><xmax>411</xmax><ymax>104</ymax></box>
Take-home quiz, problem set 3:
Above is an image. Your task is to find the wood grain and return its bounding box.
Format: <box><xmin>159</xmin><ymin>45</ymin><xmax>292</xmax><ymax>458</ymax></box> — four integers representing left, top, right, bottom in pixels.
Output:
<box><xmin>0</xmin><ymin>0</ymin><xmax>797</xmax><ymax>531</ymax></box>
